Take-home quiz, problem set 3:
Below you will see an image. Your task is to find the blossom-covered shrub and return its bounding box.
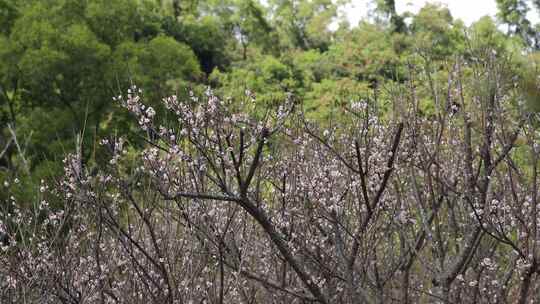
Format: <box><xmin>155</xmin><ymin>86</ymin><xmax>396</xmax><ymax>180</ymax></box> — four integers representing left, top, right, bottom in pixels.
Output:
<box><xmin>2</xmin><ymin>56</ymin><xmax>540</xmax><ymax>304</ymax></box>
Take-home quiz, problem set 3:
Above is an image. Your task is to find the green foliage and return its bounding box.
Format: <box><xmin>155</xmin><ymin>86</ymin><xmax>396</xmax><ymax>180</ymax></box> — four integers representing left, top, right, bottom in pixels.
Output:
<box><xmin>374</xmin><ymin>0</ymin><xmax>405</xmax><ymax>33</ymax></box>
<box><xmin>0</xmin><ymin>0</ymin><xmax>206</xmax><ymax>202</ymax></box>
<box><xmin>496</xmin><ymin>0</ymin><xmax>539</xmax><ymax>49</ymax></box>
<box><xmin>410</xmin><ymin>4</ymin><xmax>460</xmax><ymax>59</ymax></box>
<box><xmin>110</xmin><ymin>36</ymin><xmax>201</xmax><ymax>96</ymax></box>
<box><xmin>520</xmin><ymin>52</ymin><xmax>540</xmax><ymax>111</ymax></box>
<box><xmin>468</xmin><ymin>17</ymin><xmax>513</xmax><ymax>55</ymax></box>
<box><xmin>327</xmin><ymin>22</ymin><xmax>403</xmax><ymax>81</ymax></box>
<box><xmin>0</xmin><ymin>0</ymin><xmax>18</xmax><ymax>35</ymax></box>
<box><xmin>269</xmin><ymin>0</ymin><xmax>338</xmax><ymax>51</ymax></box>
<box><xmin>162</xmin><ymin>14</ymin><xmax>230</xmax><ymax>73</ymax></box>
<box><xmin>230</xmin><ymin>0</ymin><xmax>279</xmax><ymax>56</ymax></box>
<box><xmin>210</xmin><ymin>53</ymin><xmax>293</xmax><ymax>108</ymax></box>
<box><xmin>85</xmin><ymin>0</ymin><xmax>140</xmax><ymax>46</ymax></box>
<box><xmin>286</xmin><ymin>49</ymin><xmax>331</xmax><ymax>90</ymax></box>
<box><xmin>304</xmin><ymin>78</ymin><xmax>370</xmax><ymax>120</ymax></box>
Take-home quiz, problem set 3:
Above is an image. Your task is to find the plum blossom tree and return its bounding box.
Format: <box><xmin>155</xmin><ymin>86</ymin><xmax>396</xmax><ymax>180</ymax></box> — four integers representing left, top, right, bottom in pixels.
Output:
<box><xmin>1</xmin><ymin>52</ymin><xmax>540</xmax><ymax>304</ymax></box>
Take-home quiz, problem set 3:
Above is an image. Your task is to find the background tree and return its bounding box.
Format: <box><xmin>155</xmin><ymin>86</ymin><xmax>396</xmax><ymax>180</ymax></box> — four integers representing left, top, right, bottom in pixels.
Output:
<box><xmin>496</xmin><ymin>0</ymin><xmax>539</xmax><ymax>49</ymax></box>
<box><xmin>374</xmin><ymin>0</ymin><xmax>406</xmax><ymax>33</ymax></box>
